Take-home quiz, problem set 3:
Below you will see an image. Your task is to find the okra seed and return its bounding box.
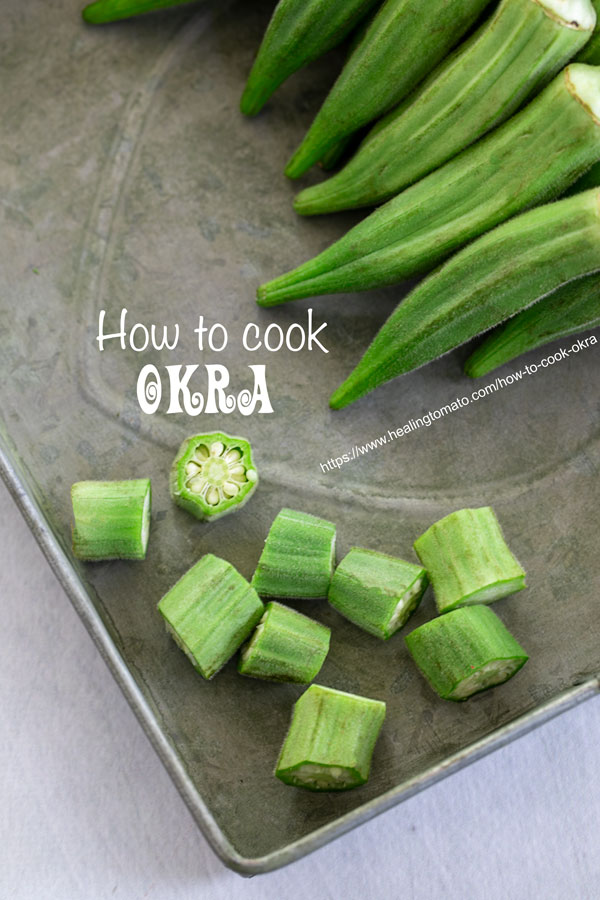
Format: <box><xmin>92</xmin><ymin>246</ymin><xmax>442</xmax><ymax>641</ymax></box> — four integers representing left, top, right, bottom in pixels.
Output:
<box><xmin>210</xmin><ymin>441</ymin><xmax>225</xmax><ymax>457</ymax></box>
<box><xmin>223</xmin><ymin>481</ymin><xmax>239</xmax><ymax>498</ymax></box>
<box><xmin>225</xmin><ymin>448</ymin><xmax>243</xmax><ymax>463</ymax></box>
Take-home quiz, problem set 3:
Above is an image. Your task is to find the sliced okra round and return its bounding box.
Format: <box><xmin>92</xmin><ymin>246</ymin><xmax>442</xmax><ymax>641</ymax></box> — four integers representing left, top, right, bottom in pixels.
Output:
<box><xmin>328</xmin><ymin>547</ymin><xmax>428</xmax><ymax>639</ymax></box>
<box><xmin>413</xmin><ymin>507</ymin><xmax>526</xmax><ymax>614</ymax></box>
<box><xmin>170</xmin><ymin>432</ymin><xmax>258</xmax><ymax>521</ymax></box>
<box><xmin>71</xmin><ymin>478</ymin><xmax>151</xmax><ymax>561</ymax></box>
<box><xmin>404</xmin><ymin>605</ymin><xmax>529</xmax><ymax>701</ymax></box>
<box><xmin>238</xmin><ymin>601</ymin><xmax>331</xmax><ymax>683</ymax></box>
<box><xmin>275</xmin><ymin>684</ymin><xmax>386</xmax><ymax>790</ymax></box>
<box><xmin>158</xmin><ymin>554</ymin><xmax>264</xmax><ymax>680</ymax></box>
<box><xmin>251</xmin><ymin>508</ymin><xmax>336</xmax><ymax>599</ymax></box>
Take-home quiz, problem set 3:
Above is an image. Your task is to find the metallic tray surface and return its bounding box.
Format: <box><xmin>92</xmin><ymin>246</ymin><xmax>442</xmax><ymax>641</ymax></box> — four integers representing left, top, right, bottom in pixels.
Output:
<box><xmin>1</xmin><ymin>0</ymin><xmax>599</xmax><ymax>875</ymax></box>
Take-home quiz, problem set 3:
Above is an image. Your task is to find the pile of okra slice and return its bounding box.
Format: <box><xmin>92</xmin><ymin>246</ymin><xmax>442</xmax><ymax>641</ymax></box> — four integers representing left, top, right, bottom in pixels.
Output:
<box><xmin>155</xmin><ymin>505</ymin><xmax>529</xmax><ymax>792</ymax></box>
<box><xmin>71</xmin><ymin>463</ymin><xmax>530</xmax><ymax>792</ymax></box>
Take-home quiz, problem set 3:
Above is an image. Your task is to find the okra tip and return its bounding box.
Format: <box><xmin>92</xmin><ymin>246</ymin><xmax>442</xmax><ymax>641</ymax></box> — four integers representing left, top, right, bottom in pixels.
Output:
<box><xmin>81</xmin><ymin>2</ymin><xmax>108</xmax><ymax>23</ymax></box>
<box><xmin>239</xmin><ymin>84</ymin><xmax>265</xmax><ymax>118</ymax></box>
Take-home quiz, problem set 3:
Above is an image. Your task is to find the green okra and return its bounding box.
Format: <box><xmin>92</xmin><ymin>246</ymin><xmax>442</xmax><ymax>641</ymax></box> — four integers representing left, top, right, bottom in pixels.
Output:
<box><xmin>284</xmin><ymin>0</ymin><xmax>493</xmax><ymax>179</ymax></box>
<box><xmin>465</xmin><ymin>273</ymin><xmax>600</xmax><ymax>376</ymax></box>
<box><xmin>295</xmin><ymin>0</ymin><xmax>596</xmax><ymax>214</ymax></box>
<box><xmin>71</xmin><ymin>479</ymin><xmax>151</xmax><ymax>561</ymax></box>
<box><xmin>170</xmin><ymin>432</ymin><xmax>258</xmax><ymax>521</ymax></box>
<box><xmin>330</xmin><ymin>188</ymin><xmax>600</xmax><ymax>408</ymax></box>
<box><xmin>158</xmin><ymin>554</ymin><xmax>264</xmax><ymax>680</ymax></box>
<box><xmin>240</xmin><ymin>0</ymin><xmax>381</xmax><ymax>116</ymax></box>
<box><xmin>251</xmin><ymin>508</ymin><xmax>336</xmax><ymax>599</ymax></box>
<box><xmin>405</xmin><ymin>605</ymin><xmax>529</xmax><ymax>701</ymax></box>
<box><xmin>259</xmin><ymin>64</ymin><xmax>600</xmax><ymax>306</ymax></box>
<box><xmin>413</xmin><ymin>507</ymin><xmax>526</xmax><ymax>614</ymax></box>
<box><xmin>577</xmin><ymin>0</ymin><xmax>600</xmax><ymax>61</ymax></box>
<box><xmin>238</xmin><ymin>601</ymin><xmax>331</xmax><ymax>682</ymax></box>
<box><xmin>275</xmin><ymin>684</ymin><xmax>386</xmax><ymax>789</ymax></box>
<box><xmin>328</xmin><ymin>548</ymin><xmax>428</xmax><ymax>639</ymax></box>
<box><xmin>82</xmin><ymin>0</ymin><xmax>196</xmax><ymax>24</ymax></box>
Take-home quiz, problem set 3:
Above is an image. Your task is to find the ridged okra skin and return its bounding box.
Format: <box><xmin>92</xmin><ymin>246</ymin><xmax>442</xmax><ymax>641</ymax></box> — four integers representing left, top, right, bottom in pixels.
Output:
<box><xmin>71</xmin><ymin>479</ymin><xmax>151</xmax><ymax>561</ymax></box>
<box><xmin>405</xmin><ymin>605</ymin><xmax>529</xmax><ymax>701</ymax></box>
<box><xmin>238</xmin><ymin>601</ymin><xmax>331</xmax><ymax>682</ymax></box>
<box><xmin>330</xmin><ymin>188</ymin><xmax>600</xmax><ymax>408</ymax></box>
<box><xmin>82</xmin><ymin>0</ymin><xmax>196</xmax><ymax>24</ymax></box>
<box><xmin>252</xmin><ymin>508</ymin><xmax>336</xmax><ymax>599</ymax></box>
<box><xmin>158</xmin><ymin>554</ymin><xmax>264</xmax><ymax>680</ymax></box>
<box><xmin>295</xmin><ymin>0</ymin><xmax>596</xmax><ymax>214</ymax></box>
<box><xmin>170</xmin><ymin>432</ymin><xmax>258</xmax><ymax>521</ymax></box>
<box><xmin>413</xmin><ymin>508</ymin><xmax>526</xmax><ymax>614</ymax></box>
<box><xmin>275</xmin><ymin>684</ymin><xmax>386</xmax><ymax>790</ymax></box>
<box><xmin>240</xmin><ymin>0</ymin><xmax>381</xmax><ymax>116</ymax></box>
<box><xmin>465</xmin><ymin>273</ymin><xmax>600</xmax><ymax>376</ymax></box>
<box><xmin>328</xmin><ymin>548</ymin><xmax>428</xmax><ymax>639</ymax></box>
<box><xmin>284</xmin><ymin>0</ymin><xmax>493</xmax><ymax>179</ymax></box>
<box><xmin>259</xmin><ymin>65</ymin><xmax>600</xmax><ymax>306</ymax></box>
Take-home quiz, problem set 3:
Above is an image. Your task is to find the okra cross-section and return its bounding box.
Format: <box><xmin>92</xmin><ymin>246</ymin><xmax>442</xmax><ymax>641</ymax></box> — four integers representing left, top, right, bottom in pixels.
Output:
<box><xmin>275</xmin><ymin>684</ymin><xmax>386</xmax><ymax>790</ymax></box>
<box><xmin>251</xmin><ymin>508</ymin><xmax>336</xmax><ymax>599</ymax></box>
<box><xmin>170</xmin><ymin>432</ymin><xmax>258</xmax><ymax>521</ymax></box>
<box><xmin>71</xmin><ymin>478</ymin><xmax>151</xmax><ymax>561</ymax></box>
<box><xmin>238</xmin><ymin>601</ymin><xmax>331</xmax><ymax>683</ymax></box>
<box><xmin>158</xmin><ymin>554</ymin><xmax>264</xmax><ymax>680</ymax></box>
<box><xmin>405</xmin><ymin>605</ymin><xmax>529</xmax><ymax>701</ymax></box>
<box><xmin>328</xmin><ymin>547</ymin><xmax>428</xmax><ymax>639</ymax></box>
<box><xmin>413</xmin><ymin>507</ymin><xmax>526</xmax><ymax>614</ymax></box>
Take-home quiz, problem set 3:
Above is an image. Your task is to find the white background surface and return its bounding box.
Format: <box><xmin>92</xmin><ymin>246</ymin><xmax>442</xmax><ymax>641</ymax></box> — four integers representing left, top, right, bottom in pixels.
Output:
<box><xmin>2</xmin><ymin>476</ymin><xmax>599</xmax><ymax>900</ymax></box>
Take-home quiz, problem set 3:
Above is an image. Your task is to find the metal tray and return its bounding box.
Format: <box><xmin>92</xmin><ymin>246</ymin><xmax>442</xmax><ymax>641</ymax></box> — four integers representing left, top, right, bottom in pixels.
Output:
<box><xmin>2</xmin><ymin>0</ymin><xmax>599</xmax><ymax>875</ymax></box>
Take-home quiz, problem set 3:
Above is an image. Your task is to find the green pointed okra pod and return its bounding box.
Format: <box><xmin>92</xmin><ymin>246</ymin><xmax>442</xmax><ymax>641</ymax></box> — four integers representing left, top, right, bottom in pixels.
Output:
<box><xmin>275</xmin><ymin>684</ymin><xmax>386</xmax><ymax>789</ymax></box>
<box><xmin>170</xmin><ymin>432</ymin><xmax>258</xmax><ymax>521</ymax></box>
<box><xmin>284</xmin><ymin>0</ymin><xmax>493</xmax><ymax>179</ymax></box>
<box><xmin>328</xmin><ymin>548</ymin><xmax>428</xmax><ymax>639</ymax></box>
<box><xmin>238</xmin><ymin>601</ymin><xmax>331</xmax><ymax>682</ymax></box>
<box><xmin>82</xmin><ymin>0</ymin><xmax>197</xmax><ymax>24</ymax></box>
<box><xmin>71</xmin><ymin>479</ymin><xmax>151</xmax><ymax>560</ymax></box>
<box><xmin>158</xmin><ymin>554</ymin><xmax>264</xmax><ymax>680</ymax></box>
<box><xmin>295</xmin><ymin>0</ymin><xmax>596</xmax><ymax>214</ymax></box>
<box><xmin>240</xmin><ymin>0</ymin><xmax>381</xmax><ymax>116</ymax></box>
<box><xmin>259</xmin><ymin>64</ymin><xmax>600</xmax><ymax>306</ymax></box>
<box><xmin>329</xmin><ymin>187</ymin><xmax>600</xmax><ymax>408</ymax></box>
<box><xmin>405</xmin><ymin>605</ymin><xmax>529</xmax><ymax>701</ymax></box>
<box><xmin>465</xmin><ymin>274</ymin><xmax>600</xmax><ymax>376</ymax></box>
<box><xmin>413</xmin><ymin>508</ymin><xmax>526</xmax><ymax>614</ymax></box>
<box><xmin>252</xmin><ymin>508</ymin><xmax>336</xmax><ymax>599</ymax></box>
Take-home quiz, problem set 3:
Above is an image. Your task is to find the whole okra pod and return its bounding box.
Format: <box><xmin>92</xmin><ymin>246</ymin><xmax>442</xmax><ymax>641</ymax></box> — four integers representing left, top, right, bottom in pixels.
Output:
<box><xmin>465</xmin><ymin>274</ymin><xmax>600</xmax><ymax>376</ymax></box>
<box><xmin>295</xmin><ymin>0</ymin><xmax>596</xmax><ymax>214</ymax></box>
<box><xmin>284</xmin><ymin>0</ymin><xmax>493</xmax><ymax>179</ymax></box>
<box><xmin>258</xmin><ymin>65</ymin><xmax>600</xmax><ymax>306</ymax></box>
<box><xmin>82</xmin><ymin>0</ymin><xmax>197</xmax><ymax>23</ymax></box>
<box><xmin>330</xmin><ymin>187</ymin><xmax>600</xmax><ymax>408</ymax></box>
<box><xmin>240</xmin><ymin>0</ymin><xmax>382</xmax><ymax>116</ymax></box>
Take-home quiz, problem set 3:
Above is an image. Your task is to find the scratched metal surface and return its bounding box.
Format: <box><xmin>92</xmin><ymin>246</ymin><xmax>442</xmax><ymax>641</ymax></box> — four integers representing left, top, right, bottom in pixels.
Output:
<box><xmin>1</xmin><ymin>0</ymin><xmax>600</xmax><ymax>874</ymax></box>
